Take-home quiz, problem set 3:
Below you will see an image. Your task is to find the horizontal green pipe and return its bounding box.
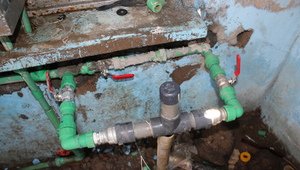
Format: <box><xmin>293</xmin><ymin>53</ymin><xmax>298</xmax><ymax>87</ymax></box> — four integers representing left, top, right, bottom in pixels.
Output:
<box><xmin>0</xmin><ymin>61</ymin><xmax>95</xmax><ymax>85</ymax></box>
<box><xmin>15</xmin><ymin>70</ymin><xmax>60</xmax><ymax>134</ymax></box>
<box><xmin>20</xmin><ymin>162</ymin><xmax>49</xmax><ymax>170</ymax></box>
<box><xmin>0</xmin><ymin>69</ymin><xmax>59</xmax><ymax>85</ymax></box>
<box><xmin>55</xmin><ymin>149</ymin><xmax>85</xmax><ymax>166</ymax></box>
<box><xmin>20</xmin><ymin>149</ymin><xmax>86</xmax><ymax>169</ymax></box>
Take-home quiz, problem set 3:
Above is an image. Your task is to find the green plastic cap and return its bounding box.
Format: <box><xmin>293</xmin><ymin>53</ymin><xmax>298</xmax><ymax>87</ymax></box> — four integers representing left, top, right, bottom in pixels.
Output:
<box><xmin>147</xmin><ymin>0</ymin><xmax>164</xmax><ymax>13</ymax></box>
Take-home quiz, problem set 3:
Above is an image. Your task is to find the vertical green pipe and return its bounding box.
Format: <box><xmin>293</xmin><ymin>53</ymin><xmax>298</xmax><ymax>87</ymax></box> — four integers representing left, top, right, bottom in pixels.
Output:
<box><xmin>15</xmin><ymin>70</ymin><xmax>60</xmax><ymax>134</ymax></box>
<box><xmin>0</xmin><ymin>36</ymin><xmax>13</xmax><ymax>51</ymax></box>
<box><xmin>20</xmin><ymin>162</ymin><xmax>49</xmax><ymax>170</ymax></box>
<box><xmin>22</xmin><ymin>7</ymin><xmax>32</xmax><ymax>33</ymax></box>
<box><xmin>202</xmin><ymin>50</ymin><xmax>243</xmax><ymax>122</ymax></box>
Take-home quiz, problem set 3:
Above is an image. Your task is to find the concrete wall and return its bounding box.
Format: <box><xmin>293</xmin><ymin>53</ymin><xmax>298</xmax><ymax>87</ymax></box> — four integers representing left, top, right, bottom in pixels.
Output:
<box><xmin>261</xmin><ymin>34</ymin><xmax>300</xmax><ymax>161</ymax></box>
<box><xmin>1</xmin><ymin>0</ymin><xmax>300</xmax><ymax>167</ymax></box>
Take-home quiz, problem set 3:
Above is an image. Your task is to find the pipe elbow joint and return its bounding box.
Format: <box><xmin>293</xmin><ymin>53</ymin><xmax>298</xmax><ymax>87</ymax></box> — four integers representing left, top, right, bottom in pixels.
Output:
<box><xmin>60</xmin><ymin>138</ymin><xmax>73</xmax><ymax>150</ymax></box>
<box><xmin>60</xmin><ymin>131</ymin><xmax>95</xmax><ymax>150</ymax></box>
<box><xmin>223</xmin><ymin>103</ymin><xmax>243</xmax><ymax>122</ymax></box>
<box><xmin>219</xmin><ymin>87</ymin><xmax>243</xmax><ymax>122</ymax></box>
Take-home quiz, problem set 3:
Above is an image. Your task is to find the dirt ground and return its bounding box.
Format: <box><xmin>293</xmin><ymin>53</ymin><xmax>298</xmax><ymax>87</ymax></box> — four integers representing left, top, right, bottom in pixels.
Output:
<box><xmin>11</xmin><ymin>109</ymin><xmax>300</xmax><ymax>170</ymax></box>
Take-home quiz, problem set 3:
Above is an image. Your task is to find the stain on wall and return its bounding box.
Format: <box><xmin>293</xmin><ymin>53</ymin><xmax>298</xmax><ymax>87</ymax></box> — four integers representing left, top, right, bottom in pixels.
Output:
<box><xmin>170</xmin><ymin>64</ymin><xmax>201</xmax><ymax>85</ymax></box>
<box><xmin>236</xmin><ymin>0</ymin><xmax>299</xmax><ymax>12</ymax></box>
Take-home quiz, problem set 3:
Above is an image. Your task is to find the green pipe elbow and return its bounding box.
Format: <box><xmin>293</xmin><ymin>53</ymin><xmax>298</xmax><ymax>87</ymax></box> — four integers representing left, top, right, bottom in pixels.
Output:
<box><xmin>219</xmin><ymin>87</ymin><xmax>243</xmax><ymax>122</ymax></box>
<box><xmin>59</xmin><ymin>101</ymin><xmax>95</xmax><ymax>150</ymax></box>
<box><xmin>60</xmin><ymin>131</ymin><xmax>95</xmax><ymax>150</ymax></box>
<box><xmin>147</xmin><ymin>0</ymin><xmax>164</xmax><ymax>13</ymax></box>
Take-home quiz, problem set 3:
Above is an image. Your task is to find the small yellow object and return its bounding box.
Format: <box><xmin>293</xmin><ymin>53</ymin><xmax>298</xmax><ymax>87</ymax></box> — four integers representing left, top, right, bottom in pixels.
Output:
<box><xmin>240</xmin><ymin>152</ymin><xmax>251</xmax><ymax>162</ymax></box>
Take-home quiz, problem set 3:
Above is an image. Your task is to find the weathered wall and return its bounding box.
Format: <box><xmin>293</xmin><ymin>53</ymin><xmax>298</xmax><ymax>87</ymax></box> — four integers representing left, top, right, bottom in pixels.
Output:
<box><xmin>1</xmin><ymin>0</ymin><xmax>300</xmax><ymax>167</ymax></box>
<box><xmin>261</xmin><ymin>34</ymin><xmax>300</xmax><ymax>161</ymax></box>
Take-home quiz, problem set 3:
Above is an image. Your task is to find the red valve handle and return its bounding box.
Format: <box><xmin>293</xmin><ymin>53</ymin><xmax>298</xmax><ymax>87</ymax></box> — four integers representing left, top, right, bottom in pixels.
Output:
<box><xmin>56</xmin><ymin>149</ymin><xmax>71</xmax><ymax>156</ymax></box>
<box><xmin>234</xmin><ymin>54</ymin><xmax>241</xmax><ymax>77</ymax></box>
<box><xmin>112</xmin><ymin>74</ymin><xmax>134</xmax><ymax>80</ymax></box>
<box><xmin>46</xmin><ymin>71</ymin><xmax>54</xmax><ymax>93</ymax></box>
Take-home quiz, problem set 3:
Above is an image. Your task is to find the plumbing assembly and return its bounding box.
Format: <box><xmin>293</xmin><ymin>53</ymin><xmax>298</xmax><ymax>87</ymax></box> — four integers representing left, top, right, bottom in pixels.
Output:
<box><xmin>0</xmin><ymin>43</ymin><xmax>243</xmax><ymax>169</ymax></box>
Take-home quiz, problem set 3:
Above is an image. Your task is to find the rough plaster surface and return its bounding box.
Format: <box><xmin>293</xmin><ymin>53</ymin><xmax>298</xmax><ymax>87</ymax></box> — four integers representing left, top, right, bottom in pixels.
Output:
<box><xmin>112</xmin><ymin>43</ymin><xmax>210</xmax><ymax>69</ymax></box>
<box><xmin>197</xmin><ymin>0</ymin><xmax>300</xmax><ymax>162</ymax></box>
<box><xmin>261</xmin><ymin>34</ymin><xmax>300</xmax><ymax>161</ymax></box>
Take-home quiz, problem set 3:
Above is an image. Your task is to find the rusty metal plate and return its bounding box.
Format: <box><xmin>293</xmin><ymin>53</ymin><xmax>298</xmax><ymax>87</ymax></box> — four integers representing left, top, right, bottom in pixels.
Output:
<box><xmin>0</xmin><ymin>1</ymin><xmax>207</xmax><ymax>73</ymax></box>
<box><xmin>26</xmin><ymin>0</ymin><xmax>118</xmax><ymax>17</ymax></box>
<box><xmin>0</xmin><ymin>0</ymin><xmax>26</xmax><ymax>36</ymax></box>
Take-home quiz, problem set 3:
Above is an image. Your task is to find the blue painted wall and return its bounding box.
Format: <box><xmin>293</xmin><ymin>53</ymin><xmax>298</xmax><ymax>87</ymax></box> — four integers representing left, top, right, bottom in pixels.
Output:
<box><xmin>261</xmin><ymin>34</ymin><xmax>300</xmax><ymax>161</ymax></box>
<box><xmin>1</xmin><ymin>0</ymin><xmax>300</xmax><ymax>167</ymax></box>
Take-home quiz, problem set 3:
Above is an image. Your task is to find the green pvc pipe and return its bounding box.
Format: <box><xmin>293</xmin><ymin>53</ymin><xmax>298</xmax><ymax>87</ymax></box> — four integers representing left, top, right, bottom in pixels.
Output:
<box><xmin>202</xmin><ymin>50</ymin><xmax>243</xmax><ymax>122</ymax></box>
<box><xmin>22</xmin><ymin>7</ymin><xmax>32</xmax><ymax>33</ymax></box>
<box><xmin>220</xmin><ymin>87</ymin><xmax>243</xmax><ymax>122</ymax></box>
<box><xmin>20</xmin><ymin>162</ymin><xmax>49</xmax><ymax>170</ymax></box>
<box><xmin>0</xmin><ymin>36</ymin><xmax>13</xmax><ymax>51</ymax></box>
<box><xmin>15</xmin><ymin>69</ymin><xmax>60</xmax><ymax>134</ymax></box>
<box><xmin>147</xmin><ymin>0</ymin><xmax>164</xmax><ymax>13</ymax></box>
<box><xmin>59</xmin><ymin>73</ymin><xmax>95</xmax><ymax>150</ymax></box>
<box><xmin>19</xmin><ymin>72</ymin><xmax>87</xmax><ymax>170</ymax></box>
<box><xmin>0</xmin><ymin>69</ymin><xmax>59</xmax><ymax>85</ymax></box>
<box><xmin>55</xmin><ymin>149</ymin><xmax>86</xmax><ymax>166</ymax></box>
<box><xmin>20</xmin><ymin>149</ymin><xmax>86</xmax><ymax>169</ymax></box>
<box><xmin>0</xmin><ymin>61</ymin><xmax>95</xmax><ymax>85</ymax></box>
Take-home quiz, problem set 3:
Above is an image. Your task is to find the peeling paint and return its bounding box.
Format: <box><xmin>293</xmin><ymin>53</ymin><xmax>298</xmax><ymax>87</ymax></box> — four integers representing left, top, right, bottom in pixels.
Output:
<box><xmin>235</xmin><ymin>0</ymin><xmax>300</xmax><ymax>12</ymax></box>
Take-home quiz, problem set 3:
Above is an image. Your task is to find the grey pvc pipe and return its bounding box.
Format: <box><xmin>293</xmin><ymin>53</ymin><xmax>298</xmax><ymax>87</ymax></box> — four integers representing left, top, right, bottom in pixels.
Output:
<box><xmin>133</xmin><ymin>122</ymin><xmax>153</xmax><ymax>139</ymax></box>
<box><xmin>161</xmin><ymin>103</ymin><xmax>179</xmax><ymax>119</ymax></box>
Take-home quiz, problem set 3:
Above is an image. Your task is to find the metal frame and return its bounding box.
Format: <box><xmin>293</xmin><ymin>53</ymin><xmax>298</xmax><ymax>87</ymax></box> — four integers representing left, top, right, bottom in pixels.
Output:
<box><xmin>0</xmin><ymin>0</ymin><xmax>26</xmax><ymax>36</ymax></box>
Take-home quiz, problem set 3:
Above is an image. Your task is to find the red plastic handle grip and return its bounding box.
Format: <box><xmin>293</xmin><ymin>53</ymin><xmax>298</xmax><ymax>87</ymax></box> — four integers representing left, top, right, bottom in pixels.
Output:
<box><xmin>46</xmin><ymin>71</ymin><xmax>54</xmax><ymax>93</ymax></box>
<box><xmin>56</xmin><ymin>149</ymin><xmax>71</xmax><ymax>156</ymax></box>
<box><xmin>234</xmin><ymin>54</ymin><xmax>241</xmax><ymax>77</ymax></box>
<box><xmin>112</xmin><ymin>74</ymin><xmax>134</xmax><ymax>80</ymax></box>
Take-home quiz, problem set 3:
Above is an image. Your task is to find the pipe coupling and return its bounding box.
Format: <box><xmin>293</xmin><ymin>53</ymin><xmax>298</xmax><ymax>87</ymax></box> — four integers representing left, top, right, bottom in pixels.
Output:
<box><xmin>93</xmin><ymin>127</ymin><xmax>117</xmax><ymax>145</ymax></box>
<box><xmin>215</xmin><ymin>74</ymin><xmax>230</xmax><ymax>91</ymax></box>
<box><xmin>204</xmin><ymin>108</ymin><xmax>227</xmax><ymax>126</ymax></box>
<box><xmin>54</xmin><ymin>85</ymin><xmax>75</xmax><ymax>103</ymax></box>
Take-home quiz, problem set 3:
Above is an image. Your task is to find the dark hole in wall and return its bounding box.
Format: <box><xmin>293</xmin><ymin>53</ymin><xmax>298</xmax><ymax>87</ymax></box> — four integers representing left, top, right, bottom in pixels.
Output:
<box><xmin>206</xmin><ymin>30</ymin><xmax>218</xmax><ymax>48</ymax></box>
<box><xmin>19</xmin><ymin>114</ymin><xmax>29</xmax><ymax>119</ymax></box>
<box><xmin>234</xmin><ymin>29</ymin><xmax>254</xmax><ymax>48</ymax></box>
